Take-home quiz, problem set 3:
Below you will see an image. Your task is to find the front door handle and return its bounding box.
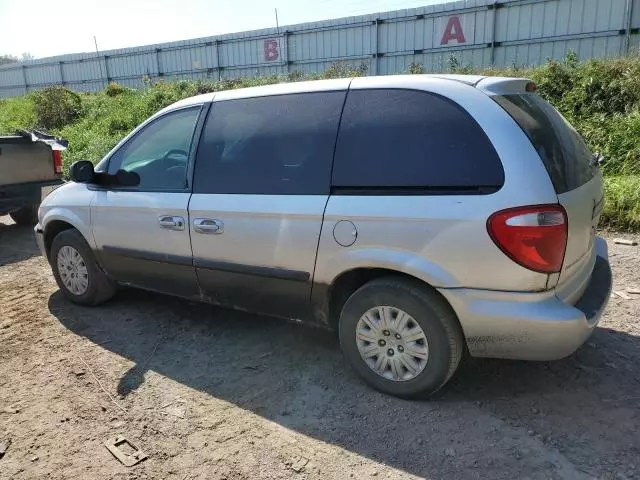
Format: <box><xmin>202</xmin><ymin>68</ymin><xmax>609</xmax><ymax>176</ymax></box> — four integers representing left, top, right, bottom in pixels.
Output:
<box><xmin>158</xmin><ymin>215</ymin><xmax>185</xmax><ymax>231</ymax></box>
<box><xmin>193</xmin><ymin>218</ymin><xmax>224</xmax><ymax>234</ymax></box>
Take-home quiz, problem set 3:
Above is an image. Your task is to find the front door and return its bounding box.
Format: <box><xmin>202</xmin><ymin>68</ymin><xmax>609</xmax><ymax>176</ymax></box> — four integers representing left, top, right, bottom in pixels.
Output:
<box><xmin>189</xmin><ymin>89</ymin><xmax>347</xmax><ymax>319</ymax></box>
<box><xmin>91</xmin><ymin>105</ymin><xmax>205</xmax><ymax>298</ymax></box>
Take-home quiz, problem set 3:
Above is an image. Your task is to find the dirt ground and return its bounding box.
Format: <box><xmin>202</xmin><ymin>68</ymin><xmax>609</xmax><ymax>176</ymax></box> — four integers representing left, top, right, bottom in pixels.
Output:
<box><xmin>0</xmin><ymin>216</ymin><xmax>638</xmax><ymax>480</ymax></box>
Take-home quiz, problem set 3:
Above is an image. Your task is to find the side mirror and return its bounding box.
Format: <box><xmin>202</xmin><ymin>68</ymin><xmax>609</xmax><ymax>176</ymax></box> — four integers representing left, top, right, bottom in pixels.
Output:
<box><xmin>69</xmin><ymin>160</ymin><xmax>95</xmax><ymax>183</ymax></box>
<box><xmin>592</xmin><ymin>153</ymin><xmax>605</xmax><ymax>167</ymax></box>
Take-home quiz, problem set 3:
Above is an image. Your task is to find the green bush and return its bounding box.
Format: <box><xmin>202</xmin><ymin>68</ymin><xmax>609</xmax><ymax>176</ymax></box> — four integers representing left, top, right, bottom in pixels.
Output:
<box><xmin>105</xmin><ymin>82</ymin><xmax>129</xmax><ymax>97</ymax></box>
<box><xmin>32</xmin><ymin>86</ymin><xmax>82</xmax><ymax>130</ymax></box>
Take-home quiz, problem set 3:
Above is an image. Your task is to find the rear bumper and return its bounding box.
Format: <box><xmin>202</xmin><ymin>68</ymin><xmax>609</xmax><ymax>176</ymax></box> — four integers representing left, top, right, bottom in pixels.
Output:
<box><xmin>0</xmin><ymin>180</ymin><xmax>63</xmax><ymax>214</ymax></box>
<box><xmin>439</xmin><ymin>236</ymin><xmax>612</xmax><ymax>361</ymax></box>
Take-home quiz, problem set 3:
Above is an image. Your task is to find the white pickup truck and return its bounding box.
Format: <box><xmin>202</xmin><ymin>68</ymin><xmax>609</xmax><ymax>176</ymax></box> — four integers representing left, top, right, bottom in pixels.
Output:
<box><xmin>0</xmin><ymin>130</ymin><xmax>66</xmax><ymax>225</ymax></box>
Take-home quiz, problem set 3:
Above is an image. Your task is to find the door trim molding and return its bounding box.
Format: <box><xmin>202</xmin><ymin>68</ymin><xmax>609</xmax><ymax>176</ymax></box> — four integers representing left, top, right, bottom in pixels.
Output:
<box><xmin>195</xmin><ymin>258</ymin><xmax>310</xmax><ymax>282</ymax></box>
<box><xmin>101</xmin><ymin>246</ymin><xmax>310</xmax><ymax>282</ymax></box>
<box><xmin>101</xmin><ymin>245</ymin><xmax>193</xmax><ymax>267</ymax></box>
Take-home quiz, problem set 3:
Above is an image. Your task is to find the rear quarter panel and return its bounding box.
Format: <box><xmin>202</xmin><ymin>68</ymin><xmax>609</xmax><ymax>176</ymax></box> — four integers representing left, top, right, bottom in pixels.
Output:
<box><xmin>314</xmin><ymin>76</ymin><xmax>559</xmax><ymax>292</ymax></box>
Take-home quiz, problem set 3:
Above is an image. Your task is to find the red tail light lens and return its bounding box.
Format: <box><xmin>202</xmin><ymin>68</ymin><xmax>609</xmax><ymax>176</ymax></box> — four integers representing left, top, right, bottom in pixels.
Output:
<box><xmin>53</xmin><ymin>150</ymin><xmax>63</xmax><ymax>174</ymax></box>
<box><xmin>487</xmin><ymin>205</ymin><xmax>568</xmax><ymax>274</ymax></box>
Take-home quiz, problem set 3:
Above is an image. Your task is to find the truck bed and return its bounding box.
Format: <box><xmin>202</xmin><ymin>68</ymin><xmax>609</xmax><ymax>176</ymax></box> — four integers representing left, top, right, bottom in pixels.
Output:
<box><xmin>0</xmin><ymin>131</ymin><xmax>66</xmax><ymax>221</ymax></box>
<box><xmin>0</xmin><ymin>132</ymin><xmax>66</xmax><ymax>186</ymax></box>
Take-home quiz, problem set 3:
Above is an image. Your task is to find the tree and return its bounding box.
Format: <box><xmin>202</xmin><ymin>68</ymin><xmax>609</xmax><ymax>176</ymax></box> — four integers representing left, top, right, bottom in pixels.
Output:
<box><xmin>0</xmin><ymin>54</ymin><xmax>18</xmax><ymax>66</ymax></box>
<box><xmin>21</xmin><ymin>52</ymin><xmax>34</xmax><ymax>62</ymax></box>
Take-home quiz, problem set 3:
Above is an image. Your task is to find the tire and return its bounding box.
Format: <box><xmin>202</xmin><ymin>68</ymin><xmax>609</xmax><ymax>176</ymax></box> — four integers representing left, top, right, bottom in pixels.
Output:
<box><xmin>338</xmin><ymin>276</ymin><xmax>464</xmax><ymax>399</ymax></box>
<box><xmin>10</xmin><ymin>205</ymin><xmax>38</xmax><ymax>226</ymax></box>
<box><xmin>50</xmin><ymin>229</ymin><xmax>116</xmax><ymax>306</ymax></box>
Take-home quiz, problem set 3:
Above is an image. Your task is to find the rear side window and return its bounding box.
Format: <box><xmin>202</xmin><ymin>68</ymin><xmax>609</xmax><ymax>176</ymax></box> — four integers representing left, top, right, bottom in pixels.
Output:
<box><xmin>493</xmin><ymin>94</ymin><xmax>596</xmax><ymax>194</ymax></box>
<box><xmin>194</xmin><ymin>91</ymin><xmax>346</xmax><ymax>195</ymax></box>
<box><xmin>332</xmin><ymin>89</ymin><xmax>504</xmax><ymax>193</ymax></box>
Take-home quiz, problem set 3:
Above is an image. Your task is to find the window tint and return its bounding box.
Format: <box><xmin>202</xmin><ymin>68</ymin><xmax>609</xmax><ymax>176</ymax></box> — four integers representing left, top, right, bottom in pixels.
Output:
<box><xmin>493</xmin><ymin>94</ymin><xmax>596</xmax><ymax>194</ymax></box>
<box><xmin>108</xmin><ymin>106</ymin><xmax>201</xmax><ymax>190</ymax></box>
<box><xmin>194</xmin><ymin>91</ymin><xmax>346</xmax><ymax>195</ymax></box>
<box><xmin>332</xmin><ymin>89</ymin><xmax>504</xmax><ymax>192</ymax></box>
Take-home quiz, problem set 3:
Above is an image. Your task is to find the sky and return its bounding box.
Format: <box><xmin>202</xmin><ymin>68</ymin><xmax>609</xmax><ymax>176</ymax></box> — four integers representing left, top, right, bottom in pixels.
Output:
<box><xmin>0</xmin><ymin>0</ymin><xmax>443</xmax><ymax>59</ymax></box>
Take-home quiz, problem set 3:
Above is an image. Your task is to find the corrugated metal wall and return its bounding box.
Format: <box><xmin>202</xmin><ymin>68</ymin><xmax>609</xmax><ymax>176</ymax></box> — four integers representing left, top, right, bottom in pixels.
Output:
<box><xmin>1</xmin><ymin>0</ymin><xmax>638</xmax><ymax>98</ymax></box>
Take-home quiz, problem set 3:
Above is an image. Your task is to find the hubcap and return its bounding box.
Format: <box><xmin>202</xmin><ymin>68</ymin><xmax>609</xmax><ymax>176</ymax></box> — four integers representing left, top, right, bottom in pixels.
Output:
<box><xmin>56</xmin><ymin>246</ymin><xmax>89</xmax><ymax>296</ymax></box>
<box><xmin>355</xmin><ymin>306</ymin><xmax>429</xmax><ymax>382</ymax></box>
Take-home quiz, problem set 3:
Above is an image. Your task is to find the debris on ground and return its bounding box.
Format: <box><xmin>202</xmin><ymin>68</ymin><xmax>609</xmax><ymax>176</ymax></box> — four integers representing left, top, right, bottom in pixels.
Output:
<box><xmin>0</xmin><ymin>439</ymin><xmax>11</xmax><ymax>459</ymax></box>
<box><xmin>288</xmin><ymin>455</ymin><xmax>309</xmax><ymax>473</ymax></box>
<box><xmin>613</xmin><ymin>290</ymin><xmax>632</xmax><ymax>300</ymax></box>
<box><xmin>78</xmin><ymin>357</ymin><xmax>128</xmax><ymax>414</ymax></box>
<box><xmin>2</xmin><ymin>405</ymin><xmax>21</xmax><ymax>414</ymax></box>
<box><xmin>613</xmin><ymin>238</ymin><xmax>638</xmax><ymax>246</ymax></box>
<box><xmin>161</xmin><ymin>401</ymin><xmax>186</xmax><ymax>419</ymax></box>
<box><xmin>104</xmin><ymin>436</ymin><xmax>148</xmax><ymax>466</ymax></box>
<box><xmin>22</xmin><ymin>363</ymin><xmax>39</xmax><ymax>374</ymax></box>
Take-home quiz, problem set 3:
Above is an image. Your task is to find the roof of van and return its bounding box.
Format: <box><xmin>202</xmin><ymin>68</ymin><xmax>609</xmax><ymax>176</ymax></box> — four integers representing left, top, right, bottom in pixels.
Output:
<box><xmin>161</xmin><ymin>74</ymin><xmax>528</xmax><ymax>113</ymax></box>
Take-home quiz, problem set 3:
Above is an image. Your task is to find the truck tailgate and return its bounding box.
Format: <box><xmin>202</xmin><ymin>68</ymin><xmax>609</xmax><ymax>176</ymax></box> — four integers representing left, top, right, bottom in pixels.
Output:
<box><xmin>0</xmin><ymin>132</ymin><xmax>66</xmax><ymax>186</ymax></box>
<box><xmin>0</xmin><ymin>142</ymin><xmax>59</xmax><ymax>186</ymax></box>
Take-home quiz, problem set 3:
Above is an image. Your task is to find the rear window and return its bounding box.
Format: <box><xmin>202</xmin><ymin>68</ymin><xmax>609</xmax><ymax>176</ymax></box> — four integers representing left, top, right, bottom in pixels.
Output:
<box><xmin>493</xmin><ymin>94</ymin><xmax>596</xmax><ymax>194</ymax></box>
<box><xmin>332</xmin><ymin>89</ymin><xmax>504</xmax><ymax>194</ymax></box>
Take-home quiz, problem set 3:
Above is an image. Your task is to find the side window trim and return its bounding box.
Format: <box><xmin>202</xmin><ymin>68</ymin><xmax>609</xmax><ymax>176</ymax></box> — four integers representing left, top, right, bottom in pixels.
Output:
<box><xmin>100</xmin><ymin>104</ymin><xmax>206</xmax><ymax>193</ymax></box>
<box><xmin>185</xmin><ymin>102</ymin><xmax>212</xmax><ymax>192</ymax></box>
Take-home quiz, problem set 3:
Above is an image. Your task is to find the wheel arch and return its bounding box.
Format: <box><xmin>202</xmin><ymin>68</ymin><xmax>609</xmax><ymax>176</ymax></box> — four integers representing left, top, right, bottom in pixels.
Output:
<box><xmin>42</xmin><ymin>213</ymin><xmax>94</xmax><ymax>261</ymax></box>
<box><xmin>312</xmin><ymin>247</ymin><xmax>460</xmax><ymax>329</ymax></box>
<box><xmin>318</xmin><ymin>267</ymin><xmax>458</xmax><ymax>331</ymax></box>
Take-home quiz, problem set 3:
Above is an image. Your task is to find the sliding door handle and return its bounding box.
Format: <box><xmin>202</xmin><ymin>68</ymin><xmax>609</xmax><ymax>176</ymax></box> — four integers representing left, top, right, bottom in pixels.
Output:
<box><xmin>193</xmin><ymin>218</ymin><xmax>224</xmax><ymax>234</ymax></box>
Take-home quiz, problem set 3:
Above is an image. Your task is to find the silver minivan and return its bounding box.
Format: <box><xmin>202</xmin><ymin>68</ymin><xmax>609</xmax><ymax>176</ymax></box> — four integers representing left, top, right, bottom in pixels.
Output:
<box><xmin>35</xmin><ymin>75</ymin><xmax>612</xmax><ymax>398</ymax></box>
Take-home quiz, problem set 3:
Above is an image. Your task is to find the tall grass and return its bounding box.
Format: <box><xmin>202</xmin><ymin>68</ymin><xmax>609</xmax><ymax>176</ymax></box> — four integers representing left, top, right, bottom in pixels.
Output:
<box><xmin>602</xmin><ymin>176</ymin><xmax>640</xmax><ymax>231</ymax></box>
<box><xmin>0</xmin><ymin>57</ymin><xmax>639</xmax><ymax>230</ymax></box>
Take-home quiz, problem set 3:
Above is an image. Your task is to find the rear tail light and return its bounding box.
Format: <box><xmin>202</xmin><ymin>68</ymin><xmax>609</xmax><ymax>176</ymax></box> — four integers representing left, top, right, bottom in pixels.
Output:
<box><xmin>53</xmin><ymin>150</ymin><xmax>63</xmax><ymax>174</ymax></box>
<box><xmin>487</xmin><ymin>205</ymin><xmax>568</xmax><ymax>274</ymax></box>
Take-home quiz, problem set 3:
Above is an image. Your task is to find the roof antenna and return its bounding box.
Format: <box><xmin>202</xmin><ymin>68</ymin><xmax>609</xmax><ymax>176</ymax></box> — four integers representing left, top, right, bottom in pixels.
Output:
<box><xmin>94</xmin><ymin>36</ymin><xmax>107</xmax><ymax>88</ymax></box>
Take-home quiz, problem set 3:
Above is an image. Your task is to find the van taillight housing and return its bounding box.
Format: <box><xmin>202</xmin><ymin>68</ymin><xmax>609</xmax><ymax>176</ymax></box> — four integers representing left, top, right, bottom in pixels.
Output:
<box><xmin>487</xmin><ymin>205</ymin><xmax>568</xmax><ymax>274</ymax></box>
<box><xmin>53</xmin><ymin>150</ymin><xmax>63</xmax><ymax>174</ymax></box>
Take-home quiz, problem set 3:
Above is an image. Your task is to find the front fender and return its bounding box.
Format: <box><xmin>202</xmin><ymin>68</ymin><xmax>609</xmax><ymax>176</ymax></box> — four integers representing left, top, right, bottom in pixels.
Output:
<box><xmin>41</xmin><ymin>207</ymin><xmax>95</xmax><ymax>249</ymax></box>
<box><xmin>39</xmin><ymin>183</ymin><xmax>96</xmax><ymax>250</ymax></box>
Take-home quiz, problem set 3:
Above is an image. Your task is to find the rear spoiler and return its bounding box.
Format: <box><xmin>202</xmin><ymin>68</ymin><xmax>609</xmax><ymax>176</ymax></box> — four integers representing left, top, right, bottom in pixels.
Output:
<box><xmin>475</xmin><ymin>77</ymin><xmax>537</xmax><ymax>96</ymax></box>
<box><xmin>16</xmin><ymin>130</ymin><xmax>69</xmax><ymax>150</ymax></box>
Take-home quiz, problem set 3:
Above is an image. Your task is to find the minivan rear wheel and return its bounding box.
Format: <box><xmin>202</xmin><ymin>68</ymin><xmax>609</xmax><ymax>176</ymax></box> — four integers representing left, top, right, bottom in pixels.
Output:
<box><xmin>338</xmin><ymin>277</ymin><xmax>464</xmax><ymax>398</ymax></box>
<box><xmin>50</xmin><ymin>229</ymin><xmax>115</xmax><ymax>306</ymax></box>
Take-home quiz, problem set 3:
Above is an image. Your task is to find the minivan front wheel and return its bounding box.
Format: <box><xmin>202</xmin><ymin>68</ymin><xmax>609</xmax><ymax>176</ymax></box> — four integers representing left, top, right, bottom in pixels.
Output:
<box><xmin>338</xmin><ymin>277</ymin><xmax>464</xmax><ymax>398</ymax></box>
<box><xmin>50</xmin><ymin>229</ymin><xmax>115</xmax><ymax>306</ymax></box>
